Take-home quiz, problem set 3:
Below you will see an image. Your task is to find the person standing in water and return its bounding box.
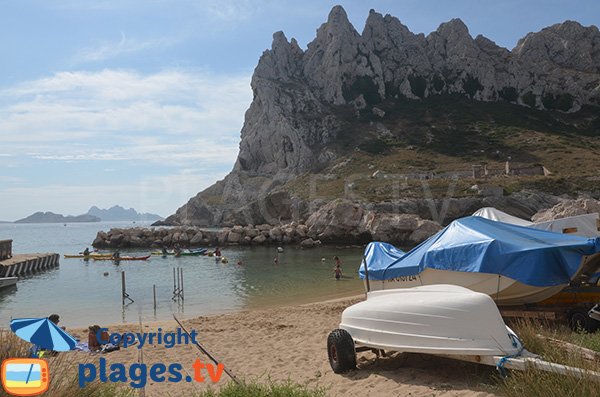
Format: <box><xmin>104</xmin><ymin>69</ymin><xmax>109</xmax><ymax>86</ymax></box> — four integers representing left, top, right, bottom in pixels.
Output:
<box><xmin>333</xmin><ymin>263</ymin><xmax>342</xmax><ymax>280</ymax></box>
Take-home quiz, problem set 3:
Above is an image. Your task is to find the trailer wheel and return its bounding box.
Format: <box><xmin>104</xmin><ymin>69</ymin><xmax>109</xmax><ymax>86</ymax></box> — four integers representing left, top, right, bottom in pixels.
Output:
<box><xmin>569</xmin><ymin>309</ymin><xmax>599</xmax><ymax>333</ymax></box>
<box><xmin>327</xmin><ymin>329</ymin><xmax>356</xmax><ymax>373</ymax></box>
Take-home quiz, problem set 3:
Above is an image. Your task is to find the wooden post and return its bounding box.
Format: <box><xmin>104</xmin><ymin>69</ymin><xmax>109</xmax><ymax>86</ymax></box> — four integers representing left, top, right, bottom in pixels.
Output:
<box><xmin>180</xmin><ymin>268</ymin><xmax>184</xmax><ymax>301</ymax></box>
<box><xmin>172</xmin><ymin>268</ymin><xmax>177</xmax><ymax>301</ymax></box>
<box><xmin>122</xmin><ymin>272</ymin><xmax>126</xmax><ymax>306</ymax></box>
<box><xmin>138</xmin><ymin>316</ymin><xmax>146</xmax><ymax>397</ymax></box>
<box><xmin>153</xmin><ymin>284</ymin><xmax>157</xmax><ymax>311</ymax></box>
<box><xmin>121</xmin><ymin>271</ymin><xmax>134</xmax><ymax>305</ymax></box>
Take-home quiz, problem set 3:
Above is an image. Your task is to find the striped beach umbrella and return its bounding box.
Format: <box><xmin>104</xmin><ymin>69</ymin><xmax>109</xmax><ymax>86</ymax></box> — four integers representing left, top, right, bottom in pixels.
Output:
<box><xmin>10</xmin><ymin>318</ymin><xmax>77</xmax><ymax>352</ymax></box>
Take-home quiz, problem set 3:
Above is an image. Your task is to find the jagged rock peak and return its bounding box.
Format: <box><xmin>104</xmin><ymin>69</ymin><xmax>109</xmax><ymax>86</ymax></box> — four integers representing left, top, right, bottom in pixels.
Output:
<box><xmin>362</xmin><ymin>8</ymin><xmax>415</xmax><ymax>44</ymax></box>
<box><xmin>514</xmin><ymin>20</ymin><xmax>600</xmax><ymax>73</ymax></box>
<box><xmin>327</xmin><ymin>5</ymin><xmax>352</xmax><ymax>28</ymax></box>
<box><xmin>254</xmin><ymin>31</ymin><xmax>304</xmax><ymax>81</ymax></box>
<box><xmin>436</xmin><ymin>18</ymin><xmax>470</xmax><ymax>36</ymax></box>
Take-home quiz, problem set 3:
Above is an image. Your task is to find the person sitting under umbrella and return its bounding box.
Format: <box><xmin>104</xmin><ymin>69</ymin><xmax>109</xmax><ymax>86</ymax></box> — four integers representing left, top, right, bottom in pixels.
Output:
<box><xmin>9</xmin><ymin>316</ymin><xmax>76</xmax><ymax>358</ymax></box>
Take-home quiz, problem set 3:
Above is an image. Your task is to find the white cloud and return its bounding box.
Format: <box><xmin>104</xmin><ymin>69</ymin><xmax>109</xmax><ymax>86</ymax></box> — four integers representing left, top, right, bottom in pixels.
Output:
<box><xmin>74</xmin><ymin>32</ymin><xmax>179</xmax><ymax>63</ymax></box>
<box><xmin>0</xmin><ymin>68</ymin><xmax>252</xmax><ymax>219</ymax></box>
<box><xmin>204</xmin><ymin>0</ymin><xmax>257</xmax><ymax>22</ymax></box>
<box><xmin>0</xmin><ymin>69</ymin><xmax>251</xmax><ymax>164</ymax></box>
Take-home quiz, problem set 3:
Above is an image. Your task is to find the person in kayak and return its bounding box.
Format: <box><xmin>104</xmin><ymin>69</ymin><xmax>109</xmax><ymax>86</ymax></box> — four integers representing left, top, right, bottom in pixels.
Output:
<box><xmin>83</xmin><ymin>248</ymin><xmax>90</xmax><ymax>256</ymax></box>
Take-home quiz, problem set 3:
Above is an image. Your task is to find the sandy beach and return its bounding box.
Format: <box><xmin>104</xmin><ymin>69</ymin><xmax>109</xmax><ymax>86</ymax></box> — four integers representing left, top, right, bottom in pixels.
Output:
<box><xmin>68</xmin><ymin>297</ymin><xmax>500</xmax><ymax>397</ymax></box>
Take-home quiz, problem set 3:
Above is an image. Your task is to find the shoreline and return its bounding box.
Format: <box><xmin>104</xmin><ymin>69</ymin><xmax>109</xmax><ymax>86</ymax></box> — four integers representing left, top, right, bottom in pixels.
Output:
<box><xmin>0</xmin><ymin>289</ymin><xmax>367</xmax><ymax>331</ymax></box>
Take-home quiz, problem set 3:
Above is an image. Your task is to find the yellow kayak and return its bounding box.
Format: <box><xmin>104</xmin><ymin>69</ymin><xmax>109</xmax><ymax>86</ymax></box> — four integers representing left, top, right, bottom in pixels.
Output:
<box><xmin>64</xmin><ymin>253</ymin><xmax>113</xmax><ymax>259</ymax></box>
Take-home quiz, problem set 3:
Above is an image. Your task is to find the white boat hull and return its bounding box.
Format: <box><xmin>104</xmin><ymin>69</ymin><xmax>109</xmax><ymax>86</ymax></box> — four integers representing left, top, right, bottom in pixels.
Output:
<box><xmin>0</xmin><ymin>277</ymin><xmax>18</xmax><ymax>289</ymax></box>
<box><xmin>366</xmin><ymin>268</ymin><xmax>566</xmax><ymax>306</ymax></box>
<box><xmin>340</xmin><ymin>285</ymin><xmax>521</xmax><ymax>356</ymax></box>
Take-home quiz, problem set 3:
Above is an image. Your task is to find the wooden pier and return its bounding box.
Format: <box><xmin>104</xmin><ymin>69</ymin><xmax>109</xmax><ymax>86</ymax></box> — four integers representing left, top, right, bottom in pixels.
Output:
<box><xmin>0</xmin><ymin>240</ymin><xmax>59</xmax><ymax>278</ymax></box>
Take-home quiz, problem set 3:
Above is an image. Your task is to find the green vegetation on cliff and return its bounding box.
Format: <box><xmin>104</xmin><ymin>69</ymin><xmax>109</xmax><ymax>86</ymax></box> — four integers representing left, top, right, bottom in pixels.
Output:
<box><xmin>283</xmin><ymin>95</ymin><xmax>600</xmax><ymax>202</ymax></box>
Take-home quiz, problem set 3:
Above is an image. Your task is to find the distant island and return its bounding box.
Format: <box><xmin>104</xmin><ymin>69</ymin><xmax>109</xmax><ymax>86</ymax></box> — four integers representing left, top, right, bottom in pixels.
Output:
<box><xmin>13</xmin><ymin>205</ymin><xmax>163</xmax><ymax>223</ymax></box>
<box><xmin>15</xmin><ymin>212</ymin><xmax>101</xmax><ymax>223</ymax></box>
<box><xmin>86</xmin><ymin>205</ymin><xmax>163</xmax><ymax>222</ymax></box>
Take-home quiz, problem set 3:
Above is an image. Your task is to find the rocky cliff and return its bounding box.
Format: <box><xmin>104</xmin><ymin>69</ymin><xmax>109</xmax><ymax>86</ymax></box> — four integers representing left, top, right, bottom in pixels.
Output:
<box><xmin>162</xmin><ymin>6</ymin><xmax>600</xmax><ymax>227</ymax></box>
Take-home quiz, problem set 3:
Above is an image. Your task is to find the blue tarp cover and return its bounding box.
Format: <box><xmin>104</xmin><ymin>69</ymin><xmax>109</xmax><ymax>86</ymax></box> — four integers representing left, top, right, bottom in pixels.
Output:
<box><xmin>359</xmin><ymin>216</ymin><xmax>600</xmax><ymax>287</ymax></box>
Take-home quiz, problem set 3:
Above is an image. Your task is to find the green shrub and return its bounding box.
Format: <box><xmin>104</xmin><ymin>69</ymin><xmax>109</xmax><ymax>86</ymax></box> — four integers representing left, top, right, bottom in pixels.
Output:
<box><xmin>0</xmin><ymin>330</ymin><xmax>132</xmax><ymax>397</ymax></box>
<box><xmin>194</xmin><ymin>380</ymin><xmax>327</xmax><ymax>397</ymax></box>
<box><xmin>498</xmin><ymin>87</ymin><xmax>518</xmax><ymax>102</ymax></box>
<box><xmin>342</xmin><ymin>76</ymin><xmax>381</xmax><ymax>104</ymax></box>
<box><xmin>408</xmin><ymin>75</ymin><xmax>427</xmax><ymax>98</ymax></box>
<box><xmin>432</xmin><ymin>74</ymin><xmax>445</xmax><ymax>92</ymax></box>
<box><xmin>542</xmin><ymin>93</ymin><xmax>574</xmax><ymax>112</ymax></box>
<box><xmin>494</xmin><ymin>320</ymin><xmax>600</xmax><ymax>397</ymax></box>
<box><xmin>359</xmin><ymin>138</ymin><xmax>389</xmax><ymax>154</ymax></box>
<box><xmin>462</xmin><ymin>75</ymin><xmax>483</xmax><ymax>98</ymax></box>
<box><xmin>522</xmin><ymin>91</ymin><xmax>537</xmax><ymax>108</ymax></box>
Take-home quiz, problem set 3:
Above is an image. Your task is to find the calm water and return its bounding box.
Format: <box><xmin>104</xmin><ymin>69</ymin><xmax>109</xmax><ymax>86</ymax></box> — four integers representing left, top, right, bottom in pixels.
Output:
<box><xmin>0</xmin><ymin>222</ymin><xmax>365</xmax><ymax>327</ymax></box>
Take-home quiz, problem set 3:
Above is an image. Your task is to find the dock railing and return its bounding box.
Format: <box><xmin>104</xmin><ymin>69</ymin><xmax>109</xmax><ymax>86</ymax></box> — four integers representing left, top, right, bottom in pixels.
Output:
<box><xmin>0</xmin><ymin>240</ymin><xmax>12</xmax><ymax>260</ymax></box>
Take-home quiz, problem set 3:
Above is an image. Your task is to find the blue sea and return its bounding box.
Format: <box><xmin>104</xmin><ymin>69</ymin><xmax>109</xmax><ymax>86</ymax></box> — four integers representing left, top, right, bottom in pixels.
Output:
<box><xmin>0</xmin><ymin>222</ymin><xmax>364</xmax><ymax>327</ymax></box>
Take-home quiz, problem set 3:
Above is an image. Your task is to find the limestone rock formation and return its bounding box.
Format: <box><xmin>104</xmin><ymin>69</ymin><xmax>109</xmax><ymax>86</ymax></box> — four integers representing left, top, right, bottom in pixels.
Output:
<box><xmin>305</xmin><ymin>199</ymin><xmax>443</xmax><ymax>246</ymax></box>
<box><xmin>532</xmin><ymin>198</ymin><xmax>600</xmax><ymax>222</ymax></box>
<box><xmin>163</xmin><ymin>6</ymin><xmax>600</xmax><ymax>227</ymax></box>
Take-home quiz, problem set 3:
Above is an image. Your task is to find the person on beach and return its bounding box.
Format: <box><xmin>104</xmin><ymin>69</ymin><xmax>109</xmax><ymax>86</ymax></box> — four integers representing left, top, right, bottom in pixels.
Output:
<box><xmin>49</xmin><ymin>313</ymin><xmax>69</xmax><ymax>332</ymax></box>
<box><xmin>334</xmin><ymin>264</ymin><xmax>342</xmax><ymax>280</ymax></box>
<box><xmin>88</xmin><ymin>325</ymin><xmax>115</xmax><ymax>352</ymax></box>
<box><xmin>334</xmin><ymin>256</ymin><xmax>342</xmax><ymax>266</ymax></box>
<box><xmin>162</xmin><ymin>246</ymin><xmax>168</xmax><ymax>256</ymax></box>
<box><xmin>273</xmin><ymin>257</ymin><xmax>279</xmax><ymax>265</ymax></box>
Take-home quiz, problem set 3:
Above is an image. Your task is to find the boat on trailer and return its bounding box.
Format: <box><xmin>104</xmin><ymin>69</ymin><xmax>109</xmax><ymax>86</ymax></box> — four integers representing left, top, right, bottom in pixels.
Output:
<box><xmin>473</xmin><ymin>207</ymin><xmax>600</xmax><ymax>238</ymax></box>
<box><xmin>327</xmin><ymin>284</ymin><xmax>600</xmax><ymax>381</ymax></box>
<box><xmin>0</xmin><ymin>277</ymin><xmax>18</xmax><ymax>289</ymax></box>
<box><xmin>361</xmin><ymin>216</ymin><xmax>600</xmax><ymax>305</ymax></box>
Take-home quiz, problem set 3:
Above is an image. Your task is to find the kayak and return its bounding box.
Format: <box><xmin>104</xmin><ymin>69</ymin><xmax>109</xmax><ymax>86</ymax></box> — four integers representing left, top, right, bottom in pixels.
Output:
<box><xmin>151</xmin><ymin>248</ymin><xmax>208</xmax><ymax>256</ymax></box>
<box><xmin>64</xmin><ymin>253</ymin><xmax>113</xmax><ymax>259</ymax></box>
<box><xmin>93</xmin><ymin>255</ymin><xmax>151</xmax><ymax>261</ymax></box>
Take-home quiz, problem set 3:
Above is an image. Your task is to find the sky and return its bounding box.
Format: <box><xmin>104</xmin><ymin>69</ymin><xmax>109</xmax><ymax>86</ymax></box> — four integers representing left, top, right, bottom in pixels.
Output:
<box><xmin>1</xmin><ymin>0</ymin><xmax>599</xmax><ymax>221</ymax></box>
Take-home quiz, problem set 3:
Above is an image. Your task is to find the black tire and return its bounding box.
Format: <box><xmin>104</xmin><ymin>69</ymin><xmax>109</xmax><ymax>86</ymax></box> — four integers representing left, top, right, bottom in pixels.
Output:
<box><xmin>569</xmin><ymin>309</ymin><xmax>599</xmax><ymax>333</ymax></box>
<box><xmin>327</xmin><ymin>329</ymin><xmax>356</xmax><ymax>373</ymax></box>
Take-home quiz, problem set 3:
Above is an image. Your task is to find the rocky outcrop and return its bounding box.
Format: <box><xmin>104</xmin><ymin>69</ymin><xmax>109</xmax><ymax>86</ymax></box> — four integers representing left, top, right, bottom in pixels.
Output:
<box><xmin>532</xmin><ymin>198</ymin><xmax>600</xmax><ymax>222</ymax></box>
<box><xmin>163</xmin><ymin>6</ymin><xmax>600</xmax><ymax>227</ymax></box>
<box><xmin>93</xmin><ymin>202</ymin><xmax>443</xmax><ymax>249</ymax></box>
<box><xmin>92</xmin><ymin>224</ymin><xmax>319</xmax><ymax>249</ymax></box>
<box><xmin>305</xmin><ymin>199</ymin><xmax>443</xmax><ymax>247</ymax></box>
